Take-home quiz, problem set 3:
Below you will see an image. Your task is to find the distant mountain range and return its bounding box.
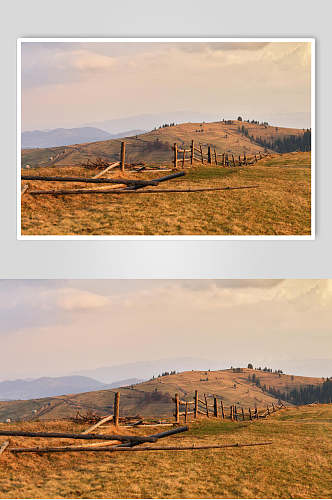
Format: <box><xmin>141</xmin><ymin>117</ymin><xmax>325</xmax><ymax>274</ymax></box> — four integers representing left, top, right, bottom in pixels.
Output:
<box><xmin>0</xmin><ymin>376</ymin><xmax>142</xmax><ymax>401</ymax></box>
<box><xmin>21</xmin><ymin>127</ymin><xmax>145</xmax><ymax>149</ymax></box>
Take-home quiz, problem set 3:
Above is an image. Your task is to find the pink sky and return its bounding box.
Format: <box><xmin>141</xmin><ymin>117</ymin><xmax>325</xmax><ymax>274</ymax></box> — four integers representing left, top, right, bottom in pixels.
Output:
<box><xmin>0</xmin><ymin>279</ymin><xmax>330</xmax><ymax>380</ymax></box>
<box><xmin>21</xmin><ymin>41</ymin><xmax>312</xmax><ymax>131</ymax></box>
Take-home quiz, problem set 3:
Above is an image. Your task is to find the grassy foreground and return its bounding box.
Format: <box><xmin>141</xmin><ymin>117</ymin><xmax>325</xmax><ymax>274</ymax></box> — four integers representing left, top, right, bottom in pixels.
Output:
<box><xmin>20</xmin><ymin>152</ymin><xmax>311</xmax><ymax>236</ymax></box>
<box><xmin>0</xmin><ymin>404</ymin><xmax>331</xmax><ymax>499</ymax></box>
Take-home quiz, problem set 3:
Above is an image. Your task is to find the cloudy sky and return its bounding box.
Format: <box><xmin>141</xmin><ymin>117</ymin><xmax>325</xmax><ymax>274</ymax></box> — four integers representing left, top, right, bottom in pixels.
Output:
<box><xmin>0</xmin><ymin>279</ymin><xmax>331</xmax><ymax>380</ymax></box>
<box><xmin>21</xmin><ymin>41</ymin><xmax>312</xmax><ymax>131</ymax></box>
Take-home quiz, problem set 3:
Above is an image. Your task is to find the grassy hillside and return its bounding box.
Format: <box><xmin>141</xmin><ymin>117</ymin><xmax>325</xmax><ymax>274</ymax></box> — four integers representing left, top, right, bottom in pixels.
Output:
<box><xmin>0</xmin><ymin>369</ymin><xmax>323</xmax><ymax>422</ymax></box>
<box><xmin>21</xmin><ymin>151</ymin><xmax>311</xmax><ymax>236</ymax></box>
<box><xmin>21</xmin><ymin>121</ymin><xmax>306</xmax><ymax>168</ymax></box>
<box><xmin>0</xmin><ymin>404</ymin><xmax>331</xmax><ymax>498</ymax></box>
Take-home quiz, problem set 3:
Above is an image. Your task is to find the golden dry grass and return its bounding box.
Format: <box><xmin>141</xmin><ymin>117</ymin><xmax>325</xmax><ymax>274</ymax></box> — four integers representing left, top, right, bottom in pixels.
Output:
<box><xmin>0</xmin><ymin>404</ymin><xmax>331</xmax><ymax>499</ymax></box>
<box><xmin>21</xmin><ymin>152</ymin><xmax>311</xmax><ymax>236</ymax></box>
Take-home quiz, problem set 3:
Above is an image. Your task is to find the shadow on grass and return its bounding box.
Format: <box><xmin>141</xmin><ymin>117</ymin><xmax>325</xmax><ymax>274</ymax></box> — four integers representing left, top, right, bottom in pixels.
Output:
<box><xmin>187</xmin><ymin>167</ymin><xmax>239</xmax><ymax>182</ymax></box>
<box><xmin>186</xmin><ymin>419</ymin><xmax>249</xmax><ymax>437</ymax></box>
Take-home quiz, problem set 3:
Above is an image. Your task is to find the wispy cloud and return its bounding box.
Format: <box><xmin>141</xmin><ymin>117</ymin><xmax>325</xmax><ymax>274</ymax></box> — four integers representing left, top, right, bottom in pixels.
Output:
<box><xmin>21</xmin><ymin>41</ymin><xmax>311</xmax><ymax>131</ymax></box>
<box><xmin>1</xmin><ymin>280</ymin><xmax>329</xmax><ymax>379</ymax></box>
<box><xmin>56</xmin><ymin>288</ymin><xmax>110</xmax><ymax>311</ymax></box>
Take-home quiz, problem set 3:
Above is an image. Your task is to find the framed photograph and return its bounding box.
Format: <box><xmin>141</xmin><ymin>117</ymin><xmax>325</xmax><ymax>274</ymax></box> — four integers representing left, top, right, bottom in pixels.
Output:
<box><xmin>17</xmin><ymin>38</ymin><xmax>314</xmax><ymax>239</ymax></box>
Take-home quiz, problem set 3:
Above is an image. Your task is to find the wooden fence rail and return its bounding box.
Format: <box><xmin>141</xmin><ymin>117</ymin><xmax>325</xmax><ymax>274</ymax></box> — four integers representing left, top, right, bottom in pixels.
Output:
<box><xmin>173</xmin><ymin>140</ymin><xmax>269</xmax><ymax>168</ymax></box>
<box><xmin>173</xmin><ymin>391</ymin><xmax>286</xmax><ymax>423</ymax></box>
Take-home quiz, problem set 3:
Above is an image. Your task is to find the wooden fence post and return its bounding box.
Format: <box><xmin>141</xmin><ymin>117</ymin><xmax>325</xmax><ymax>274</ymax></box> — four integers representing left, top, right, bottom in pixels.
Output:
<box><xmin>214</xmin><ymin>148</ymin><xmax>218</xmax><ymax>165</ymax></box>
<box><xmin>238</xmin><ymin>155</ymin><xmax>241</xmax><ymax>166</ymax></box>
<box><xmin>249</xmin><ymin>408</ymin><xmax>252</xmax><ymax>421</ymax></box>
<box><xmin>220</xmin><ymin>400</ymin><xmax>225</xmax><ymax>419</ymax></box>
<box><xmin>254</xmin><ymin>407</ymin><xmax>258</xmax><ymax>419</ymax></box>
<box><xmin>114</xmin><ymin>392</ymin><xmax>120</xmax><ymax>426</ymax></box>
<box><xmin>234</xmin><ymin>405</ymin><xmax>238</xmax><ymax>421</ymax></box>
<box><xmin>185</xmin><ymin>402</ymin><xmax>188</xmax><ymax>423</ymax></box>
<box><xmin>194</xmin><ymin>390</ymin><xmax>198</xmax><ymax>419</ymax></box>
<box><xmin>242</xmin><ymin>408</ymin><xmax>245</xmax><ymax>421</ymax></box>
<box><xmin>200</xmin><ymin>145</ymin><xmax>204</xmax><ymax>164</ymax></box>
<box><xmin>232</xmin><ymin>154</ymin><xmax>235</xmax><ymax>167</ymax></box>
<box><xmin>230</xmin><ymin>405</ymin><xmax>233</xmax><ymax>421</ymax></box>
<box><xmin>214</xmin><ymin>397</ymin><xmax>218</xmax><ymax>418</ymax></box>
<box><xmin>120</xmin><ymin>142</ymin><xmax>125</xmax><ymax>172</ymax></box>
<box><xmin>204</xmin><ymin>394</ymin><xmax>209</xmax><ymax>417</ymax></box>
<box><xmin>208</xmin><ymin>146</ymin><xmax>212</xmax><ymax>164</ymax></box>
<box><xmin>182</xmin><ymin>149</ymin><xmax>186</xmax><ymax>168</ymax></box>
<box><xmin>175</xmin><ymin>393</ymin><xmax>179</xmax><ymax>423</ymax></box>
<box><xmin>190</xmin><ymin>140</ymin><xmax>194</xmax><ymax>166</ymax></box>
<box><xmin>222</xmin><ymin>153</ymin><xmax>225</xmax><ymax>166</ymax></box>
<box><xmin>173</xmin><ymin>143</ymin><xmax>178</xmax><ymax>169</ymax></box>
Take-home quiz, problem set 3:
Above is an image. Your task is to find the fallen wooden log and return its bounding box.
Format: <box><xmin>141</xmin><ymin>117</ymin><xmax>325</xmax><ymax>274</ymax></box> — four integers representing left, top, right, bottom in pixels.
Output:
<box><xmin>116</xmin><ymin>425</ymin><xmax>189</xmax><ymax>449</ymax></box>
<box><xmin>21</xmin><ymin>175</ymin><xmax>158</xmax><ymax>187</ymax></box>
<box><xmin>21</xmin><ymin>171</ymin><xmax>185</xmax><ymax>189</ymax></box>
<box><xmin>28</xmin><ymin>185</ymin><xmax>259</xmax><ymax>196</ymax></box>
<box><xmin>127</xmin><ymin>169</ymin><xmax>172</xmax><ymax>173</ymax></box>
<box><xmin>0</xmin><ymin>430</ymin><xmax>156</xmax><ymax>443</ymax></box>
<box><xmin>9</xmin><ymin>441</ymin><xmax>272</xmax><ymax>454</ymax></box>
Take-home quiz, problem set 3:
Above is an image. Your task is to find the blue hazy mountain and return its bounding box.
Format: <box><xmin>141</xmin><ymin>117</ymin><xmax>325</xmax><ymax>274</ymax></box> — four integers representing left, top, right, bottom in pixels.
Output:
<box><xmin>0</xmin><ymin>376</ymin><xmax>142</xmax><ymax>400</ymax></box>
<box><xmin>22</xmin><ymin>127</ymin><xmax>145</xmax><ymax>149</ymax></box>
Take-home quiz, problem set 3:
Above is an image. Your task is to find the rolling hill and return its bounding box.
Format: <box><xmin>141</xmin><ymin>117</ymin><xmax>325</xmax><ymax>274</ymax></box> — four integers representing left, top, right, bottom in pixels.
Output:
<box><xmin>0</xmin><ymin>369</ymin><xmax>324</xmax><ymax>422</ymax></box>
<box><xmin>21</xmin><ymin>120</ymin><xmax>307</xmax><ymax>168</ymax></box>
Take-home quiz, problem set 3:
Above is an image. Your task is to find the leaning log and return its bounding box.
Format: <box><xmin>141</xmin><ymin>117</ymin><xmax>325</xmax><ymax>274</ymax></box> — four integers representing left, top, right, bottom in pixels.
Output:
<box><xmin>21</xmin><ymin>184</ymin><xmax>30</xmax><ymax>196</ymax></box>
<box><xmin>0</xmin><ymin>441</ymin><xmax>9</xmax><ymax>456</ymax></box>
<box><xmin>0</xmin><ymin>430</ymin><xmax>156</xmax><ymax>443</ymax></box>
<box><xmin>82</xmin><ymin>414</ymin><xmax>114</xmax><ymax>434</ymax></box>
<box><xmin>92</xmin><ymin>162</ymin><xmax>120</xmax><ymax>179</ymax></box>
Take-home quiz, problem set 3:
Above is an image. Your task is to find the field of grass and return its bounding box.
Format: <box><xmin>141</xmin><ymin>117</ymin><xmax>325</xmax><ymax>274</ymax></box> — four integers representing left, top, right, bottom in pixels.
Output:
<box><xmin>0</xmin><ymin>404</ymin><xmax>331</xmax><ymax>498</ymax></box>
<box><xmin>21</xmin><ymin>152</ymin><xmax>311</xmax><ymax>236</ymax></box>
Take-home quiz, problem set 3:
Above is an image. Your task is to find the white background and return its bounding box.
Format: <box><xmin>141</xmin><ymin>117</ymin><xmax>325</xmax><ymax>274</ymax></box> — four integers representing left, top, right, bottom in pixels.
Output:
<box><xmin>1</xmin><ymin>0</ymin><xmax>330</xmax><ymax>278</ymax></box>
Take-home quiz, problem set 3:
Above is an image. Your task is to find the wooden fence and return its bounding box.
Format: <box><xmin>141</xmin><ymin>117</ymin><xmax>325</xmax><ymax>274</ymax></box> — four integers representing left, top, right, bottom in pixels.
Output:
<box><xmin>19</xmin><ymin>390</ymin><xmax>284</xmax><ymax>429</ymax></box>
<box><xmin>173</xmin><ymin>391</ymin><xmax>285</xmax><ymax>424</ymax></box>
<box><xmin>173</xmin><ymin>140</ymin><xmax>268</xmax><ymax>169</ymax></box>
<box><xmin>92</xmin><ymin>140</ymin><xmax>266</xmax><ymax>171</ymax></box>
<box><xmin>72</xmin><ymin>391</ymin><xmax>285</xmax><ymax>428</ymax></box>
